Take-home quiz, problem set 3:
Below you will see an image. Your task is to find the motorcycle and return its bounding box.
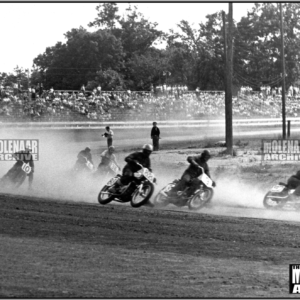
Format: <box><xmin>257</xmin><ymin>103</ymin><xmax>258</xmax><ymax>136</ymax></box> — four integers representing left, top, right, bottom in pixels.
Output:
<box><xmin>263</xmin><ymin>182</ymin><xmax>300</xmax><ymax>210</ymax></box>
<box><xmin>0</xmin><ymin>162</ymin><xmax>32</xmax><ymax>189</ymax></box>
<box><xmin>153</xmin><ymin>166</ymin><xmax>214</xmax><ymax>210</ymax></box>
<box><xmin>74</xmin><ymin>156</ymin><xmax>94</xmax><ymax>174</ymax></box>
<box><xmin>95</xmin><ymin>160</ymin><xmax>119</xmax><ymax>182</ymax></box>
<box><xmin>98</xmin><ymin>163</ymin><xmax>156</xmax><ymax>208</ymax></box>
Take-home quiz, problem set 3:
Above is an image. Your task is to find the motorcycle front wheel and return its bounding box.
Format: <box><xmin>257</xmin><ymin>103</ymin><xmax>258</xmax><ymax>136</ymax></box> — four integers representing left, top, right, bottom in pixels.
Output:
<box><xmin>188</xmin><ymin>188</ymin><xmax>214</xmax><ymax>210</ymax></box>
<box><xmin>263</xmin><ymin>192</ymin><xmax>287</xmax><ymax>210</ymax></box>
<box><xmin>152</xmin><ymin>186</ymin><xmax>172</xmax><ymax>208</ymax></box>
<box><xmin>130</xmin><ymin>182</ymin><xmax>154</xmax><ymax>208</ymax></box>
<box><xmin>98</xmin><ymin>185</ymin><xmax>115</xmax><ymax>205</ymax></box>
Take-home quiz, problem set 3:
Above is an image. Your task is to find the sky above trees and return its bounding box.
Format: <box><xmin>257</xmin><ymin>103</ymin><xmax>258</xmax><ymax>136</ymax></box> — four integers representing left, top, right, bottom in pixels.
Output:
<box><xmin>0</xmin><ymin>2</ymin><xmax>254</xmax><ymax>73</ymax></box>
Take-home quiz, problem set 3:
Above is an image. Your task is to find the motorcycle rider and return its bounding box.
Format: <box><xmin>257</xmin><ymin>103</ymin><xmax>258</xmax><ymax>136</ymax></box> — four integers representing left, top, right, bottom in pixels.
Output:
<box><xmin>168</xmin><ymin>149</ymin><xmax>216</xmax><ymax>197</ymax></box>
<box><xmin>287</xmin><ymin>170</ymin><xmax>300</xmax><ymax>197</ymax></box>
<box><xmin>96</xmin><ymin>146</ymin><xmax>121</xmax><ymax>176</ymax></box>
<box><xmin>1</xmin><ymin>146</ymin><xmax>34</xmax><ymax>189</ymax></box>
<box><xmin>75</xmin><ymin>147</ymin><xmax>94</xmax><ymax>172</ymax></box>
<box><xmin>108</xmin><ymin>144</ymin><xmax>153</xmax><ymax>193</ymax></box>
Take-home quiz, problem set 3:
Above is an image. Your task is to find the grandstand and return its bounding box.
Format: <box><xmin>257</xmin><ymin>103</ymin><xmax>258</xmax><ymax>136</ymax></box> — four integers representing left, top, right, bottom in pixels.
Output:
<box><xmin>0</xmin><ymin>87</ymin><xmax>299</xmax><ymax>122</ymax></box>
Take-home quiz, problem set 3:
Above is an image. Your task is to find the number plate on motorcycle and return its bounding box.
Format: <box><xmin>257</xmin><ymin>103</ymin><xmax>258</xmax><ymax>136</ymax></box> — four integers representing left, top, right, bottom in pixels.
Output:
<box><xmin>21</xmin><ymin>162</ymin><xmax>32</xmax><ymax>174</ymax></box>
<box><xmin>199</xmin><ymin>173</ymin><xmax>213</xmax><ymax>187</ymax></box>
<box><xmin>86</xmin><ymin>161</ymin><xmax>93</xmax><ymax>170</ymax></box>
<box><xmin>106</xmin><ymin>177</ymin><xmax>118</xmax><ymax>187</ymax></box>
<box><xmin>270</xmin><ymin>185</ymin><xmax>285</xmax><ymax>192</ymax></box>
<box><xmin>143</xmin><ymin>168</ymin><xmax>155</xmax><ymax>183</ymax></box>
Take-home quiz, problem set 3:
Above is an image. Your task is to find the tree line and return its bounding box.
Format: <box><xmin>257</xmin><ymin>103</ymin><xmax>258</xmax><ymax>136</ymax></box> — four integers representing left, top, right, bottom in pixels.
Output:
<box><xmin>1</xmin><ymin>3</ymin><xmax>300</xmax><ymax>92</ymax></box>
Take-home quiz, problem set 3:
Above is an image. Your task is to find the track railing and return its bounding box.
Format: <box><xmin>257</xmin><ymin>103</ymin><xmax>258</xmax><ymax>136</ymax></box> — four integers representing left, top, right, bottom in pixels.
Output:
<box><xmin>0</xmin><ymin>118</ymin><xmax>300</xmax><ymax>129</ymax></box>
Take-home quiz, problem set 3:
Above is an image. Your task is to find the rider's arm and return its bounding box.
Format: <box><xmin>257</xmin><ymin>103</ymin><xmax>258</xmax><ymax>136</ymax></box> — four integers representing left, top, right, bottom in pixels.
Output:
<box><xmin>29</xmin><ymin>157</ymin><xmax>34</xmax><ymax>169</ymax></box>
<box><xmin>100</xmin><ymin>150</ymin><xmax>106</xmax><ymax>158</ymax></box>
<box><xmin>187</xmin><ymin>155</ymin><xmax>200</xmax><ymax>168</ymax></box>
<box><xmin>125</xmin><ymin>152</ymin><xmax>139</xmax><ymax>164</ymax></box>
<box><xmin>145</xmin><ymin>158</ymin><xmax>152</xmax><ymax>172</ymax></box>
<box><xmin>112</xmin><ymin>154</ymin><xmax>121</xmax><ymax>169</ymax></box>
<box><xmin>205</xmin><ymin>167</ymin><xmax>211</xmax><ymax>178</ymax></box>
<box><xmin>88</xmin><ymin>153</ymin><xmax>93</xmax><ymax>164</ymax></box>
<box><xmin>77</xmin><ymin>151</ymin><xmax>83</xmax><ymax>159</ymax></box>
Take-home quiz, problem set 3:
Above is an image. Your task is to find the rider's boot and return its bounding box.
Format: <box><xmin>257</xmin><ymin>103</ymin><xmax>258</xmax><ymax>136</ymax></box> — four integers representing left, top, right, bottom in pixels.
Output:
<box><xmin>177</xmin><ymin>187</ymin><xmax>189</xmax><ymax>196</ymax></box>
<box><xmin>108</xmin><ymin>179</ymin><xmax>121</xmax><ymax>194</ymax></box>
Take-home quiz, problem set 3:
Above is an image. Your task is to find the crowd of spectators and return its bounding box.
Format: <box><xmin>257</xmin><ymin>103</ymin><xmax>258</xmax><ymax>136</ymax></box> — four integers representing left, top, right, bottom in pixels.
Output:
<box><xmin>0</xmin><ymin>84</ymin><xmax>300</xmax><ymax>122</ymax></box>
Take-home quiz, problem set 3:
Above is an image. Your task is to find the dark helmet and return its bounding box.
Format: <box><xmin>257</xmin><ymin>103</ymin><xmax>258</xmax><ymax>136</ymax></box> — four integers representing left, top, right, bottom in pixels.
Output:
<box><xmin>201</xmin><ymin>149</ymin><xmax>211</xmax><ymax>160</ymax></box>
<box><xmin>85</xmin><ymin>147</ymin><xmax>91</xmax><ymax>152</ymax></box>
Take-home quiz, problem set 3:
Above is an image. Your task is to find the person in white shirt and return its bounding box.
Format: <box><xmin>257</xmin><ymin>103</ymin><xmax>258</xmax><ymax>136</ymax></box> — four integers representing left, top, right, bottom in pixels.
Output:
<box><xmin>102</xmin><ymin>126</ymin><xmax>114</xmax><ymax>148</ymax></box>
<box><xmin>96</xmin><ymin>146</ymin><xmax>121</xmax><ymax>177</ymax></box>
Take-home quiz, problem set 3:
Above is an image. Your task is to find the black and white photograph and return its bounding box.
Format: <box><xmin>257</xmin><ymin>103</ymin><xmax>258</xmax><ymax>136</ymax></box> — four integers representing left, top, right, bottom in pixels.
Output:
<box><xmin>1</xmin><ymin>1</ymin><xmax>300</xmax><ymax>298</ymax></box>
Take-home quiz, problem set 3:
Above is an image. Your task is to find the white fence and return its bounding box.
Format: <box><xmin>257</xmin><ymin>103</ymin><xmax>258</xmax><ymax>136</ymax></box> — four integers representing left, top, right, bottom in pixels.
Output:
<box><xmin>0</xmin><ymin>118</ymin><xmax>299</xmax><ymax>129</ymax></box>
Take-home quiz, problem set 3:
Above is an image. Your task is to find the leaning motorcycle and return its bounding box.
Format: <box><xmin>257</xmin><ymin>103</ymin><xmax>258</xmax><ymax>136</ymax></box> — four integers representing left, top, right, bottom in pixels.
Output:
<box><xmin>74</xmin><ymin>156</ymin><xmax>94</xmax><ymax>174</ymax></box>
<box><xmin>263</xmin><ymin>182</ymin><xmax>300</xmax><ymax>210</ymax></box>
<box><xmin>98</xmin><ymin>163</ymin><xmax>156</xmax><ymax>208</ymax></box>
<box><xmin>153</xmin><ymin>166</ymin><xmax>214</xmax><ymax>210</ymax></box>
<box><xmin>0</xmin><ymin>162</ymin><xmax>31</xmax><ymax>189</ymax></box>
<box><xmin>95</xmin><ymin>160</ymin><xmax>119</xmax><ymax>182</ymax></box>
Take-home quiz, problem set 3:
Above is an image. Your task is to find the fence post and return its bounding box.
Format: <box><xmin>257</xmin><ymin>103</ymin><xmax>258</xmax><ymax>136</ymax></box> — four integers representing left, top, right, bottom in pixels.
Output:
<box><xmin>287</xmin><ymin>120</ymin><xmax>291</xmax><ymax>138</ymax></box>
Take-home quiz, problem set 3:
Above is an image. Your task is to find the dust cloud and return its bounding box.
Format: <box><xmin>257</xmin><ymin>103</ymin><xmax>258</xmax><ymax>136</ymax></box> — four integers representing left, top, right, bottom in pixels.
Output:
<box><xmin>0</xmin><ymin>128</ymin><xmax>109</xmax><ymax>204</ymax></box>
<box><xmin>204</xmin><ymin>174</ymin><xmax>300</xmax><ymax>223</ymax></box>
<box><xmin>1</xmin><ymin>126</ymin><xmax>300</xmax><ymax>224</ymax></box>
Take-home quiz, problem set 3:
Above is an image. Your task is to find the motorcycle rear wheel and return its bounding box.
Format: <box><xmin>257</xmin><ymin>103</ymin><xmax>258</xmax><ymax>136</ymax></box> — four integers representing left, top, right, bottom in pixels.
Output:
<box><xmin>188</xmin><ymin>188</ymin><xmax>213</xmax><ymax>210</ymax></box>
<box><xmin>263</xmin><ymin>192</ymin><xmax>287</xmax><ymax>210</ymax></box>
<box><xmin>98</xmin><ymin>185</ymin><xmax>115</xmax><ymax>205</ymax></box>
<box><xmin>131</xmin><ymin>182</ymin><xmax>154</xmax><ymax>208</ymax></box>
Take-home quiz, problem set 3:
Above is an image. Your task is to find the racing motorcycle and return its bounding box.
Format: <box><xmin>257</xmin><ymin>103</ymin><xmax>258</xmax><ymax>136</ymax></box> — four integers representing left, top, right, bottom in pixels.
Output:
<box><xmin>153</xmin><ymin>166</ymin><xmax>214</xmax><ymax>210</ymax></box>
<box><xmin>0</xmin><ymin>162</ymin><xmax>31</xmax><ymax>189</ymax></box>
<box><xmin>263</xmin><ymin>182</ymin><xmax>300</xmax><ymax>210</ymax></box>
<box><xmin>74</xmin><ymin>156</ymin><xmax>94</xmax><ymax>174</ymax></box>
<box><xmin>95</xmin><ymin>160</ymin><xmax>119</xmax><ymax>182</ymax></box>
<box><xmin>98</xmin><ymin>163</ymin><xmax>156</xmax><ymax>208</ymax></box>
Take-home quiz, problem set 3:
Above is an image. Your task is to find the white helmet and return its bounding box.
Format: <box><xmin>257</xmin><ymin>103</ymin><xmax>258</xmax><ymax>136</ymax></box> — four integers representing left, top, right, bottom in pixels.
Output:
<box><xmin>142</xmin><ymin>144</ymin><xmax>153</xmax><ymax>151</ymax></box>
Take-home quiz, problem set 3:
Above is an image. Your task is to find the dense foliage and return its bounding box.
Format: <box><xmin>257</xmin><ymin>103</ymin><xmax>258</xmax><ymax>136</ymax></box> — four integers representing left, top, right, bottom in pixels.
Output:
<box><xmin>1</xmin><ymin>3</ymin><xmax>300</xmax><ymax>91</ymax></box>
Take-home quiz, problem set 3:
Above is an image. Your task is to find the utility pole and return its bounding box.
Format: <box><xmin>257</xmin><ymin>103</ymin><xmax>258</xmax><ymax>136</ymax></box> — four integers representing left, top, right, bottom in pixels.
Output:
<box><xmin>222</xmin><ymin>11</ymin><xmax>227</xmax><ymax>96</ymax></box>
<box><xmin>223</xmin><ymin>3</ymin><xmax>233</xmax><ymax>155</ymax></box>
<box><xmin>280</xmin><ymin>3</ymin><xmax>286</xmax><ymax>139</ymax></box>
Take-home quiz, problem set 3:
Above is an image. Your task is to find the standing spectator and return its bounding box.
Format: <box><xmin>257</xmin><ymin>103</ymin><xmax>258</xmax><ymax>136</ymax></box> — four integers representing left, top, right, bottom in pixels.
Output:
<box><xmin>31</xmin><ymin>86</ymin><xmax>36</xmax><ymax>100</ymax></box>
<box><xmin>151</xmin><ymin>121</ymin><xmax>160</xmax><ymax>151</ymax></box>
<box><xmin>102</xmin><ymin>126</ymin><xmax>114</xmax><ymax>148</ymax></box>
<box><xmin>97</xmin><ymin>85</ymin><xmax>101</xmax><ymax>95</ymax></box>
<box><xmin>39</xmin><ymin>83</ymin><xmax>43</xmax><ymax>96</ymax></box>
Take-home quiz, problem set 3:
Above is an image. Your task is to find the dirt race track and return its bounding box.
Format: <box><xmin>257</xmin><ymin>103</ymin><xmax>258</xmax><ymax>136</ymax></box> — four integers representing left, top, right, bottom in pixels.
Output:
<box><xmin>1</xmin><ymin>126</ymin><xmax>300</xmax><ymax>298</ymax></box>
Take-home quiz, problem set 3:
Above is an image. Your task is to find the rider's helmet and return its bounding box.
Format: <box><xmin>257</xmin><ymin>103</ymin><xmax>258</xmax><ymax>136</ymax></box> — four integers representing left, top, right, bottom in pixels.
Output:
<box><xmin>201</xmin><ymin>149</ymin><xmax>211</xmax><ymax>161</ymax></box>
<box><xmin>25</xmin><ymin>146</ymin><xmax>32</xmax><ymax>152</ymax></box>
<box><xmin>142</xmin><ymin>144</ymin><xmax>153</xmax><ymax>156</ymax></box>
<box><xmin>108</xmin><ymin>146</ymin><xmax>115</xmax><ymax>153</ymax></box>
<box><xmin>85</xmin><ymin>147</ymin><xmax>91</xmax><ymax>152</ymax></box>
